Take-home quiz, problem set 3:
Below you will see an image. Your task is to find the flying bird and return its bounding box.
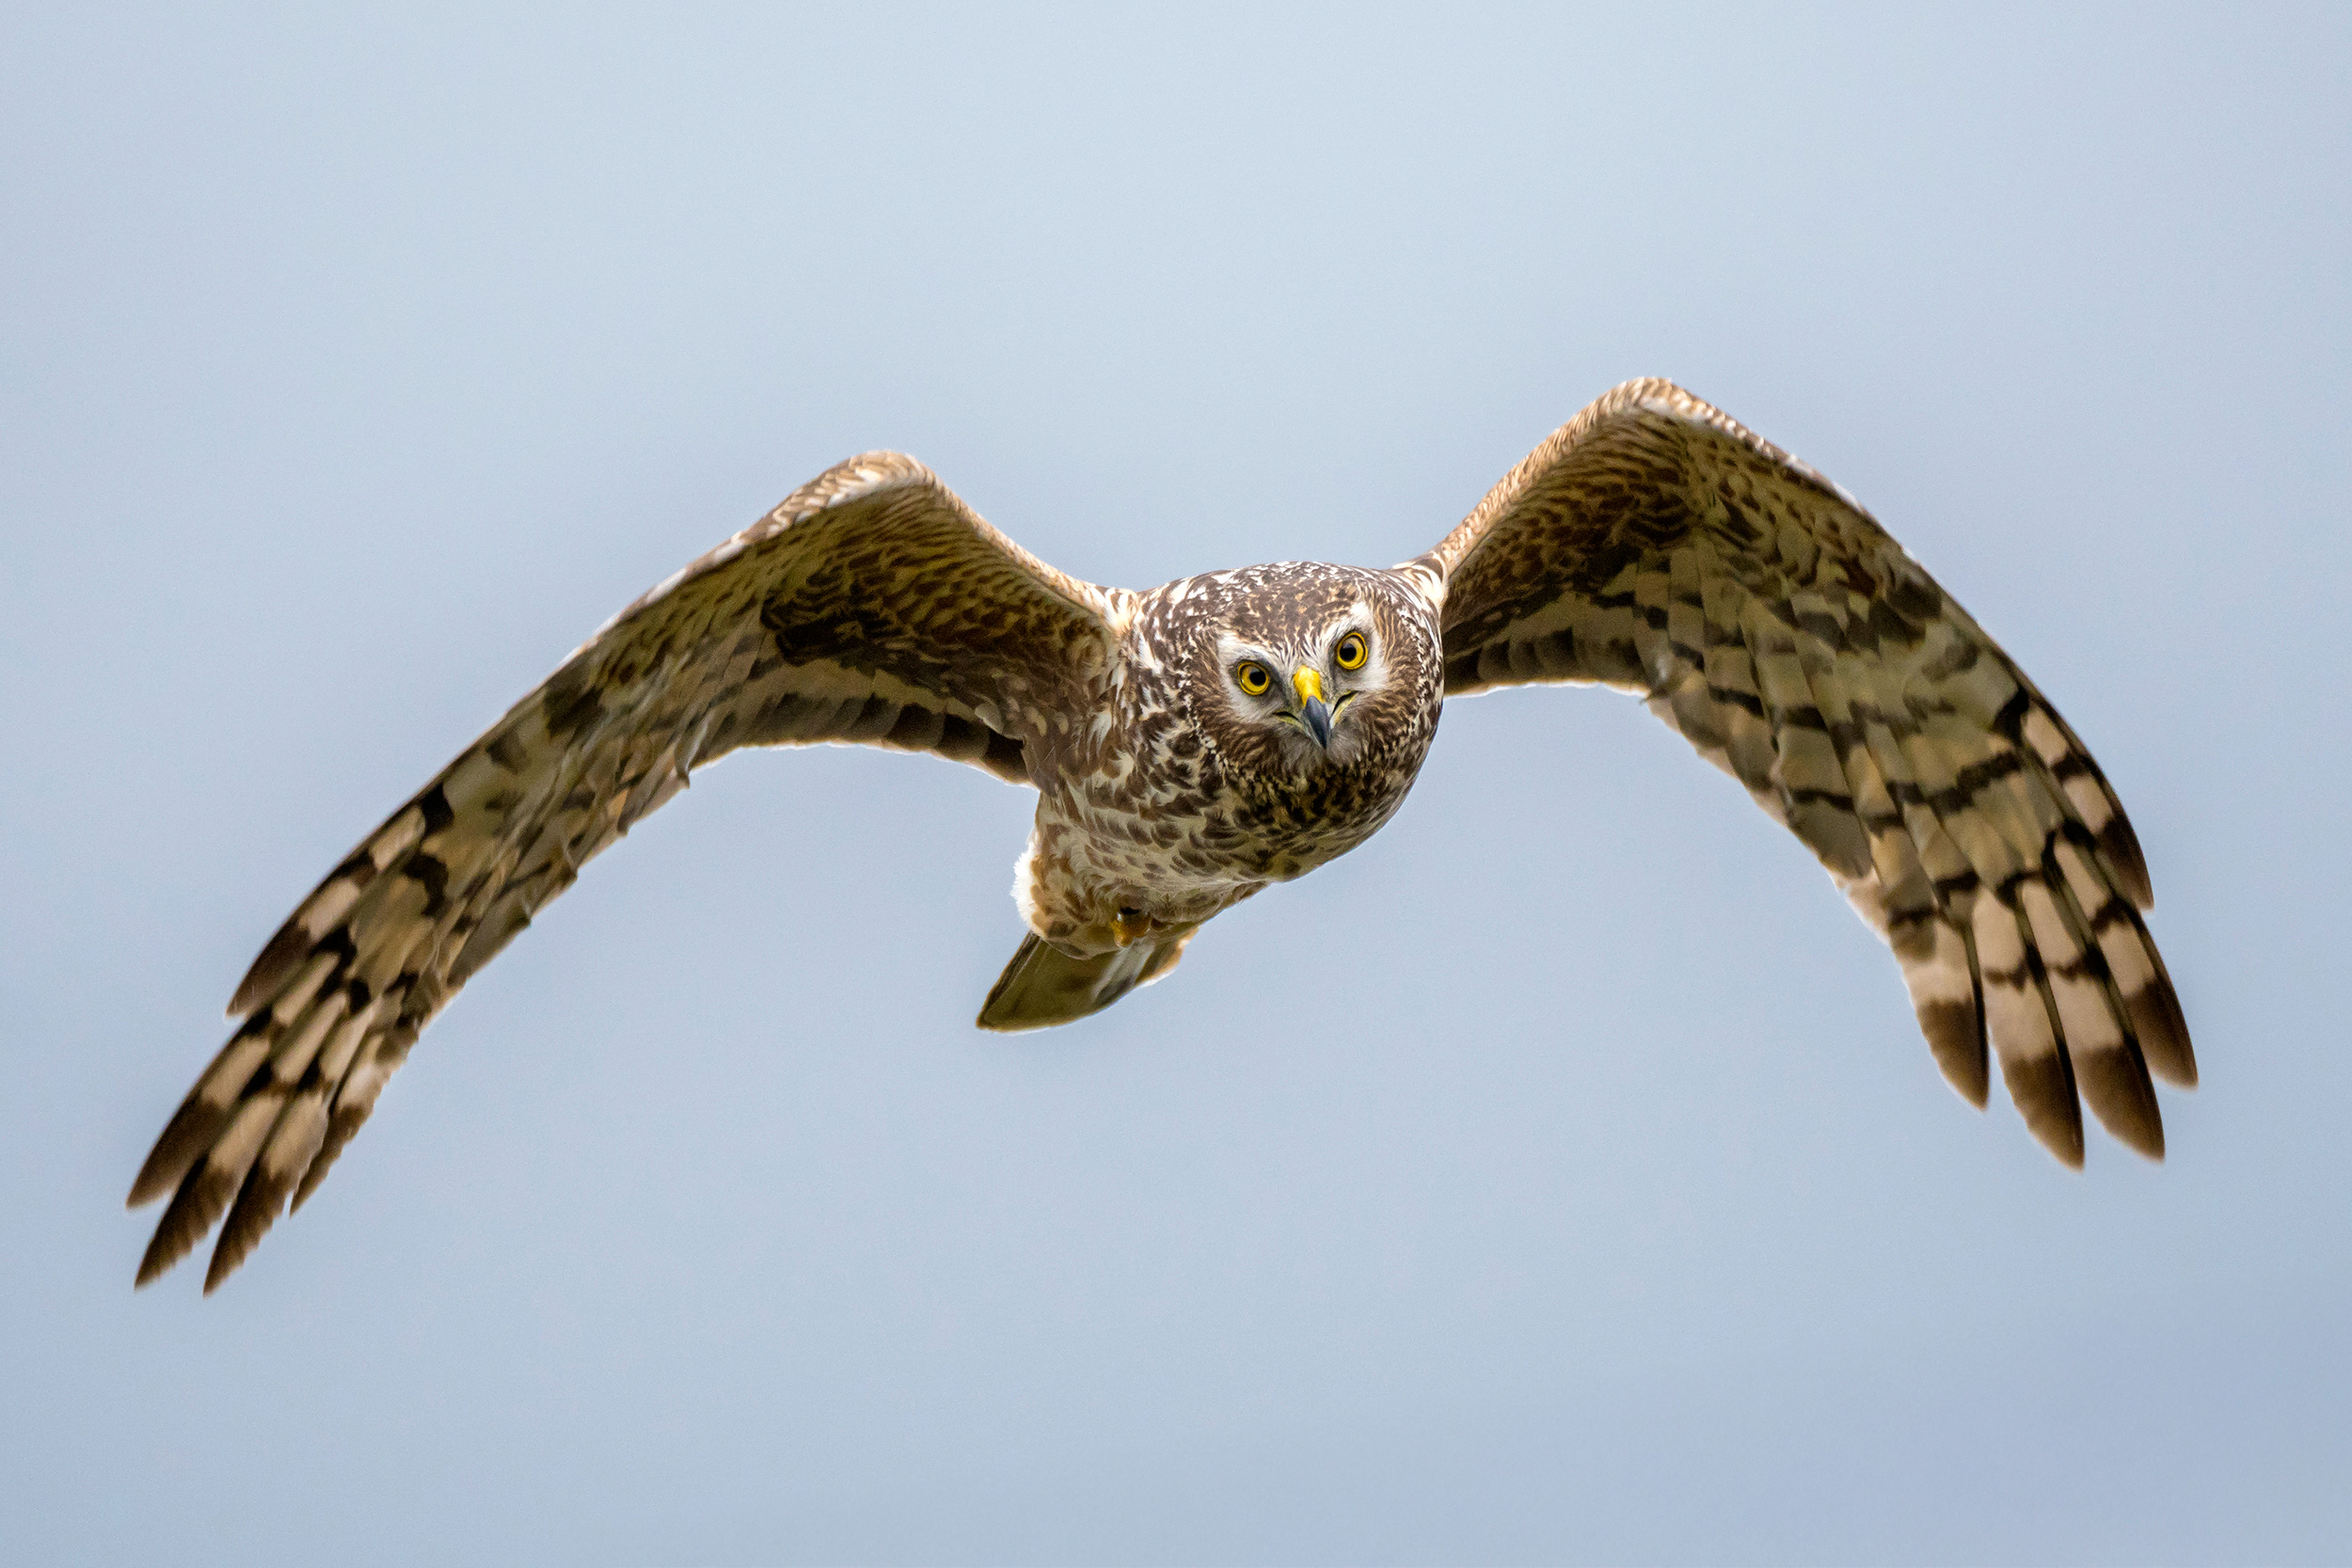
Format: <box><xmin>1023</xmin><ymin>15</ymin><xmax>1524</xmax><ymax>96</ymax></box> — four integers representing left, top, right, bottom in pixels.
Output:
<box><xmin>130</xmin><ymin>379</ymin><xmax>2195</xmax><ymax>1291</ymax></box>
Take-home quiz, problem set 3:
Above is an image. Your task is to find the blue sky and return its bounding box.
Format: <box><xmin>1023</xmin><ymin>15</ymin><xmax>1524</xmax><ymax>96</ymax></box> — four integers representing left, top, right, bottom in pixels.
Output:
<box><xmin>5</xmin><ymin>6</ymin><xmax>2347</xmax><ymax>1562</ymax></box>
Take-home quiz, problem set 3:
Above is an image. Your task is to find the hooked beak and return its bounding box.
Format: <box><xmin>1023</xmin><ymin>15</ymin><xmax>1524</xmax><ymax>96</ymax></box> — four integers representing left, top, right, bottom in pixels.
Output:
<box><xmin>1292</xmin><ymin>667</ymin><xmax>1332</xmax><ymax>749</ymax></box>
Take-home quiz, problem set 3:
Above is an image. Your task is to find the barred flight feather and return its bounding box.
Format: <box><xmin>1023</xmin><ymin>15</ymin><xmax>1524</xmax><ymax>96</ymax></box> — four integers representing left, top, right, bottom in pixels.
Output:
<box><xmin>133</xmin><ymin>453</ymin><xmax>1125</xmax><ymax>1290</ymax></box>
<box><xmin>1427</xmin><ymin>378</ymin><xmax>2191</xmax><ymax>1163</ymax></box>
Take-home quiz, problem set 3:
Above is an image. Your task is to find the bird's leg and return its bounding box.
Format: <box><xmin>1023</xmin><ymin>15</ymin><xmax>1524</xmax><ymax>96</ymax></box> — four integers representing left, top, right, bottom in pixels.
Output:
<box><xmin>1109</xmin><ymin>907</ymin><xmax>1152</xmax><ymax>947</ymax></box>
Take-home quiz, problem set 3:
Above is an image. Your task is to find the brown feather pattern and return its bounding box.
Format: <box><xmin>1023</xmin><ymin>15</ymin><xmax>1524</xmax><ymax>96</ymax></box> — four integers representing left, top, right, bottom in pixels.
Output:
<box><xmin>132</xmin><ymin>453</ymin><xmax>1123</xmax><ymax>1289</ymax></box>
<box><xmin>132</xmin><ymin>378</ymin><xmax>2194</xmax><ymax>1291</ymax></box>
<box><xmin>1424</xmin><ymin>379</ymin><xmax>2190</xmax><ymax>1163</ymax></box>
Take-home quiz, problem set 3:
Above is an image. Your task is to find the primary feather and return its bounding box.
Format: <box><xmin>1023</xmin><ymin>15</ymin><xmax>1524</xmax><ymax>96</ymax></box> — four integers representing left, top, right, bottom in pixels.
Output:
<box><xmin>132</xmin><ymin>453</ymin><xmax>1121</xmax><ymax>1289</ymax></box>
<box><xmin>1425</xmin><ymin>380</ymin><xmax>2190</xmax><ymax>1164</ymax></box>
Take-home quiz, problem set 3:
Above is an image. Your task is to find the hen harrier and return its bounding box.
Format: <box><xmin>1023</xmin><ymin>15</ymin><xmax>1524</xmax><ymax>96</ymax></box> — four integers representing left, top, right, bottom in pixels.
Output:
<box><xmin>130</xmin><ymin>379</ymin><xmax>2195</xmax><ymax>1291</ymax></box>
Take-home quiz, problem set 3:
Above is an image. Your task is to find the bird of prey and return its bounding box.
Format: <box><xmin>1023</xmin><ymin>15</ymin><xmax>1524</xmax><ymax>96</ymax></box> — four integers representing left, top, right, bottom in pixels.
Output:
<box><xmin>130</xmin><ymin>379</ymin><xmax>2195</xmax><ymax>1291</ymax></box>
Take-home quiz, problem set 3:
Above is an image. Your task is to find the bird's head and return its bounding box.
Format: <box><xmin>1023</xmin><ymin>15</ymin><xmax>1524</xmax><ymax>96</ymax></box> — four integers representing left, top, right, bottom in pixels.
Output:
<box><xmin>1176</xmin><ymin>564</ymin><xmax>1440</xmax><ymax>780</ymax></box>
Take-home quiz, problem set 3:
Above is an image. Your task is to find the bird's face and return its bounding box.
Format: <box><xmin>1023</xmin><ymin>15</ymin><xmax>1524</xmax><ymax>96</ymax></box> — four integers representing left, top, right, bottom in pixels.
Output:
<box><xmin>1174</xmin><ymin>567</ymin><xmax>1439</xmax><ymax>784</ymax></box>
<box><xmin>1213</xmin><ymin>613</ymin><xmax>1390</xmax><ymax>768</ymax></box>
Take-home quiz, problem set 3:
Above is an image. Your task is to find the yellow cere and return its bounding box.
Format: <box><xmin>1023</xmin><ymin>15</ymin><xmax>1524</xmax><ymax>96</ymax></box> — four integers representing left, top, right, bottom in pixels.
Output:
<box><xmin>1293</xmin><ymin>667</ymin><xmax>1325</xmax><ymax>704</ymax></box>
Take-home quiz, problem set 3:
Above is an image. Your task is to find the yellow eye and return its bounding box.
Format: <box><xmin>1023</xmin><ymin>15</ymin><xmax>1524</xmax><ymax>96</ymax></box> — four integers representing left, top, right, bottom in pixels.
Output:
<box><xmin>1334</xmin><ymin>632</ymin><xmax>1368</xmax><ymax>670</ymax></box>
<box><xmin>1235</xmin><ymin>660</ymin><xmax>1273</xmax><ymax>695</ymax></box>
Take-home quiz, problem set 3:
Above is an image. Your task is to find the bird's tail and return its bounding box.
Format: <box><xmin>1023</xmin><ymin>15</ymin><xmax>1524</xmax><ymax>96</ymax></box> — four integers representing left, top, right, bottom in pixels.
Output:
<box><xmin>976</xmin><ymin>927</ymin><xmax>1197</xmax><ymax>1031</ymax></box>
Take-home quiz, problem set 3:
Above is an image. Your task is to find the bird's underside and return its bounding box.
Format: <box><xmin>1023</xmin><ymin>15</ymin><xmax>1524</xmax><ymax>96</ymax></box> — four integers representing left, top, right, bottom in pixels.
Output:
<box><xmin>131</xmin><ymin>377</ymin><xmax>2195</xmax><ymax>1291</ymax></box>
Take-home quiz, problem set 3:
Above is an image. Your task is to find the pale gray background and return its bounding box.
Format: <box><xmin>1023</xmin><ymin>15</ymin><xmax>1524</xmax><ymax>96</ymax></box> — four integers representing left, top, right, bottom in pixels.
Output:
<box><xmin>4</xmin><ymin>6</ymin><xmax>2346</xmax><ymax>1564</ymax></box>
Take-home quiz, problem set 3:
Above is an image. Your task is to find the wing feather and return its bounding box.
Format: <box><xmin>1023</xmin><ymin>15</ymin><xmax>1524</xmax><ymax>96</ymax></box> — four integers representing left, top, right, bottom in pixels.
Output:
<box><xmin>1420</xmin><ymin>379</ymin><xmax>2191</xmax><ymax>1162</ymax></box>
<box><xmin>134</xmin><ymin>452</ymin><xmax>1125</xmax><ymax>1289</ymax></box>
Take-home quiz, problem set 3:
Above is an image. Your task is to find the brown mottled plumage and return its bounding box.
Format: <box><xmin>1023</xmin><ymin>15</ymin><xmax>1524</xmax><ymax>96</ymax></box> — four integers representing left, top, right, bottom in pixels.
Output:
<box><xmin>131</xmin><ymin>379</ymin><xmax>2194</xmax><ymax>1291</ymax></box>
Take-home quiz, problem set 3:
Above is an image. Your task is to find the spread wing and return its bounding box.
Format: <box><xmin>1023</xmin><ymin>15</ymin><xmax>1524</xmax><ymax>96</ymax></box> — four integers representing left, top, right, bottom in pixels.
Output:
<box><xmin>1420</xmin><ymin>379</ymin><xmax>2193</xmax><ymax>1164</ymax></box>
<box><xmin>132</xmin><ymin>451</ymin><xmax>1127</xmax><ymax>1291</ymax></box>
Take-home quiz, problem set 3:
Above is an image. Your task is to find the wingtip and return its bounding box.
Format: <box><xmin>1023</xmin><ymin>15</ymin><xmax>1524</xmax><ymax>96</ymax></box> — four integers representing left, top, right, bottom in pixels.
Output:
<box><xmin>201</xmin><ymin>1254</ymin><xmax>232</xmax><ymax>1295</ymax></box>
<box><xmin>2032</xmin><ymin>1111</ymin><xmax>2088</xmax><ymax>1171</ymax></box>
<box><xmin>2005</xmin><ymin>1054</ymin><xmax>2087</xmax><ymax>1171</ymax></box>
<box><xmin>127</xmin><ymin>1095</ymin><xmax>232</xmax><ymax>1211</ymax></box>
<box><xmin>203</xmin><ymin>1219</ymin><xmax>254</xmax><ymax>1295</ymax></box>
<box><xmin>134</xmin><ymin>1214</ymin><xmax>195</xmax><ymax>1291</ymax></box>
<box><xmin>2106</xmin><ymin>1122</ymin><xmax>2165</xmax><ymax>1164</ymax></box>
<box><xmin>2127</xmin><ymin>974</ymin><xmax>2198</xmax><ymax>1089</ymax></box>
<box><xmin>2074</xmin><ymin>1044</ymin><xmax>2167</xmax><ymax>1162</ymax></box>
<box><xmin>2042</xmin><ymin>1117</ymin><xmax>2088</xmax><ymax>1171</ymax></box>
<box><xmin>974</xmin><ymin>1009</ymin><xmax>1052</xmax><ymax>1035</ymax></box>
<box><xmin>1917</xmin><ymin>998</ymin><xmax>1991</xmax><ymax>1109</ymax></box>
<box><xmin>228</xmin><ymin>918</ymin><xmax>310</xmax><ymax>1018</ymax></box>
<box><xmin>2099</xmin><ymin>817</ymin><xmax>2155</xmax><ymax>912</ymax></box>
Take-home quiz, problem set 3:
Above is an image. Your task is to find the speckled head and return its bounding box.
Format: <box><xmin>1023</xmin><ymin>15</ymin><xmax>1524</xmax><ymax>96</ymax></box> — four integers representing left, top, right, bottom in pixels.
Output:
<box><xmin>1161</xmin><ymin>562</ymin><xmax>1444</xmax><ymax>785</ymax></box>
